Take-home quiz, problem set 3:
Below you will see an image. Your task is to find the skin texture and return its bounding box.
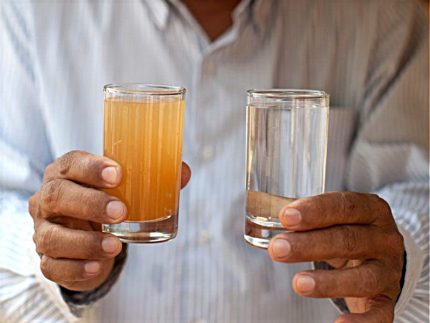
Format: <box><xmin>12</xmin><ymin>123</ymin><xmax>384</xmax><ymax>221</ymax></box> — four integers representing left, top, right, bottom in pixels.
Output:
<box><xmin>268</xmin><ymin>192</ymin><xmax>405</xmax><ymax>323</ymax></box>
<box><xmin>28</xmin><ymin>150</ymin><xmax>191</xmax><ymax>291</ymax></box>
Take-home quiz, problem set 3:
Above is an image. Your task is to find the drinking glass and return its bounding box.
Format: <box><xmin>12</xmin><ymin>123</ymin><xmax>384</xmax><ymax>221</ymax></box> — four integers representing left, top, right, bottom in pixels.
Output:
<box><xmin>102</xmin><ymin>83</ymin><xmax>186</xmax><ymax>243</ymax></box>
<box><xmin>244</xmin><ymin>89</ymin><xmax>329</xmax><ymax>248</ymax></box>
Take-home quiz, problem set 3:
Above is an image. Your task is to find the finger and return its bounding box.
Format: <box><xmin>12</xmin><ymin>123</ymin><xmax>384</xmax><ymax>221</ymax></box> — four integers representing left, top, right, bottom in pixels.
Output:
<box><xmin>291</xmin><ymin>262</ymin><xmax>388</xmax><ymax>298</ymax></box>
<box><xmin>48</xmin><ymin>216</ymin><xmax>101</xmax><ymax>231</ymax></box>
<box><xmin>39</xmin><ymin>179</ymin><xmax>127</xmax><ymax>223</ymax></box>
<box><xmin>181</xmin><ymin>162</ymin><xmax>191</xmax><ymax>188</ymax></box>
<box><xmin>34</xmin><ymin>222</ymin><xmax>122</xmax><ymax>259</ymax></box>
<box><xmin>268</xmin><ymin>225</ymin><xmax>403</xmax><ymax>262</ymax></box>
<box><xmin>40</xmin><ymin>255</ymin><xmax>106</xmax><ymax>282</ymax></box>
<box><xmin>335</xmin><ymin>296</ymin><xmax>394</xmax><ymax>323</ymax></box>
<box><xmin>325</xmin><ymin>258</ymin><xmax>349</xmax><ymax>269</ymax></box>
<box><xmin>28</xmin><ymin>192</ymin><xmax>41</xmax><ymax>220</ymax></box>
<box><xmin>44</xmin><ymin>150</ymin><xmax>122</xmax><ymax>188</ymax></box>
<box><xmin>278</xmin><ymin>192</ymin><xmax>393</xmax><ymax>231</ymax></box>
<box><xmin>246</xmin><ymin>190</ymin><xmax>295</xmax><ymax>219</ymax></box>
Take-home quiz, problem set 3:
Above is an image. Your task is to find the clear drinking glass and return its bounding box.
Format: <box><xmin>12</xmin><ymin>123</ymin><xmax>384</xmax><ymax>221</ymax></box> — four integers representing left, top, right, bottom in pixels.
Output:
<box><xmin>244</xmin><ymin>89</ymin><xmax>329</xmax><ymax>248</ymax></box>
<box><xmin>102</xmin><ymin>84</ymin><xmax>186</xmax><ymax>243</ymax></box>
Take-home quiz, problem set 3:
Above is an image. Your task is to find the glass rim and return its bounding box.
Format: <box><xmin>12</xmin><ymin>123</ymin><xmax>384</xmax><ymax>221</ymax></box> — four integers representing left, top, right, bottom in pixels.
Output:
<box><xmin>104</xmin><ymin>83</ymin><xmax>186</xmax><ymax>96</ymax></box>
<box><xmin>247</xmin><ymin>89</ymin><xmax>329</xmax><ymax>100</ymax></box>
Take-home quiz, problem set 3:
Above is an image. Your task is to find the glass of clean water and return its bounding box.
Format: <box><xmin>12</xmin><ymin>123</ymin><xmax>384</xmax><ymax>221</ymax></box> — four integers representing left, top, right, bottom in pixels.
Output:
<box><xmin>244</xmin><ymin>89</ymin><xmax>329</xmax><ymax>249</ymax></box>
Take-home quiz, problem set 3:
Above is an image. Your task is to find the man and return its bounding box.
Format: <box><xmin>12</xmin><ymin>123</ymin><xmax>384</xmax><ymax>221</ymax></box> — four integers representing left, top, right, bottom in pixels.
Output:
<box><xmin>0</xmin><ymin>0</ymin><xmax>428</xmax><ymax>322</ymax></box>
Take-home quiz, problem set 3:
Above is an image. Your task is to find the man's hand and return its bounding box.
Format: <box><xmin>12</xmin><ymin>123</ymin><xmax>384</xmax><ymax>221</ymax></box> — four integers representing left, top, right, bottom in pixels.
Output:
<box><xmin>28</xmin><ymin>150</ymin><xmax>191</xmax><ymax>292</ymax></box>
<box><xmin>268</xmin><ymin>192</ymin><xmax>404</xmax><ymax>323</ymax></box>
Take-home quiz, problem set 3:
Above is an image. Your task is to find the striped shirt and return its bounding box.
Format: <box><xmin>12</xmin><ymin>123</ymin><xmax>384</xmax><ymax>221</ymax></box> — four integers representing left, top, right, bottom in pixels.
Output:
<box><xmin>0</xmin><ymin>0</ymin><xmax>428</xmax><ymax>322</ymax></box>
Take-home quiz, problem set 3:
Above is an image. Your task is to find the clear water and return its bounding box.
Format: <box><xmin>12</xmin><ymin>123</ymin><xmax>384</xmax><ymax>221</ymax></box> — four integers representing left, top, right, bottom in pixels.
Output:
<box><xmin>244</xmin><ymin>104</ymin><xmax>329</xmax><ymax>248</ymax></box>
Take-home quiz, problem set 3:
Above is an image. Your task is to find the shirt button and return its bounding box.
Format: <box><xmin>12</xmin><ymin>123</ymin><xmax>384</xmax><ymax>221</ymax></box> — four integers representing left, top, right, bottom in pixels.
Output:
<box><xmin>197</xmin><ymin>230</ymin><xmax>211</xmax><ymax>245</ymax></box>
<box><xmin>201</xmin><ymin>145</ymin><xmax>215</xmax><ymax>161</ymax></box>
<box><xmin>203</xmin><ymin>61</ymin><xmax>215</xmax><ymax>75</ymax></box>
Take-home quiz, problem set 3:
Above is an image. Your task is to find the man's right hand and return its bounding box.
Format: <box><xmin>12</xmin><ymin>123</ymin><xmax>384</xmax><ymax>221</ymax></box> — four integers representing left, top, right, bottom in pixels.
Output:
<box><xmin>29</xmin><ymin>150</ymin><xmax>191</xmax><ymax>292</ymax></box>
<box><xmin>28</xmin><ymin>150</ymin><xmax>128</xmax><ymax>292</ymax></box>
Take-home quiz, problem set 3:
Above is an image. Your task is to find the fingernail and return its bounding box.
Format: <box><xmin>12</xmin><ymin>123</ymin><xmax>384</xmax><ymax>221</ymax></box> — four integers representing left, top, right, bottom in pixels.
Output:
<box><xmin>102</xmin><ymin>237</ymin><xmax>121</xmax><ymax>254</ymax></box>
<box><xmin>282</xmin><ymin>208</ymin><xmax>302</xmax><ymax>226</ymax></box>
<box><xmin>295</xmin><ymin>275</ymin><xmax>315</xmax><ymax>294</ymax></box>
<box><xmin>106</xmin><ymin>201</ymin><xmax>126</xmax><ymax>220</ymax></box>
<box><xmin>101</xmin><ymin>166</ymin><xmax>118</xmax><ymax>185</ymax></box>
<box><xmin>85</xmin><ymin>261</ymin><xmax>101</xmax><ymax>275</ymax></box>
<box><xmin>272</xmin><ymin>239</ymin><xmax>291</xmax><ymax>258</ymax></box>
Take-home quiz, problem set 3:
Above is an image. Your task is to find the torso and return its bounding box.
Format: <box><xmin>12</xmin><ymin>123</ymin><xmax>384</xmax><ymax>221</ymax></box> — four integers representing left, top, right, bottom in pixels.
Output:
<box><xmin>28</xmin><ymin>1</ymin><xmax>373</xmax><ymax>321</ymax></box>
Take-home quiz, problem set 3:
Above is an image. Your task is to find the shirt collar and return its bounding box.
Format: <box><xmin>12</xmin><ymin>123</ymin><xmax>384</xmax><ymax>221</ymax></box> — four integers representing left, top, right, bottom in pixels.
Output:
<box><xmin>143</xmin><ymin>0</ymin><xmax>170</xmax><ymax>30</ymax></box>
<box><xmin>143</xmin><ymin>0</ymin><xmax>273</xmax><ymax>33</ymax></box>
<box><xmin>249</xmin><ymin>0</ymin><xmax>273</xmax><ymax>35</ymax></box>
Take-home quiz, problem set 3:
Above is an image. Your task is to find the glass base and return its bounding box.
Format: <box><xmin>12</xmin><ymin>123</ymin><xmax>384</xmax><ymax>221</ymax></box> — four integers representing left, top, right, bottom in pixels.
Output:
<box><xmin>102</xmin><ymin>215</ymin><xmax>177</xmax><ymax>243</ymax></box>
<box><xmin>244</xmin><ymin>215</ymin><xmax>287</xmax><ymax>249</ymax></box>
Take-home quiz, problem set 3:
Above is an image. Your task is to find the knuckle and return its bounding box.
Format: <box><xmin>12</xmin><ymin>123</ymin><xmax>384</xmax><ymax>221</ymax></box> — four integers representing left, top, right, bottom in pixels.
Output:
<box><xmin>388</xmin><ymin>232</ymin><xmax>404</xmax><ymax>257</ymax></box>
<box><xmin>375</xmin><ymin>195</ymin><xmax>393</xmax><ymax>219</ymax></box>
<box><xmin>57</xmin><ymin>150</ymin><xmax>81</xmax><ymax>176</ymax></box>
<box><xmin>37</xmin><ymin>225</ymin><xmax>59</xmax><ymax>254</ymax></box>
<box><xmin>40</xmin><ymin>256</ymin><xmax>54</xmax><ymax>281</ymax></box>
<box><xmin>382</xmin><ymin>231</ymin><xmax>404</xmax><ymax>258</ymax></box>
<box><xmin>40</xmin><ymin>179</ymin><xmax>65</xmax><ymax>214</ymax></box>
<box><xmin>340</xmin><ymin>226</ymin><xmax>358</xmax><ymax>253</ymax></box>
<box><xmin>389</xmin><ymin>269</ymin><xmax>403</xmax><ymax>291</ymax></box>
<box><xmin>82</xmin><ymin>154</ymin><xmax>102</xmax><ymax>173</ymax></box>
<box><xmin>368</xmin><ymin>193</ymin><xmax>382</xmax><ymax>202</ymax></box>
<box><xmin>43</xmin><ymin>163</ymin><xmax>56</xmax><ymax>181</ymax></box>
<box><xmin>28</xmin><ymin>193</ymin><xmax>39</xmax><ymax>217</ymax></box>
<box><xmin>361</xmin><ymin>267</ymin><xmax>380</xmax><ymax>295</ymax></box>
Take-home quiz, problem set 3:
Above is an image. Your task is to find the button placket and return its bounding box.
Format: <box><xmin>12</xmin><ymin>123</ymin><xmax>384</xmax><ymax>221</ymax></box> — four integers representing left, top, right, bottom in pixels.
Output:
<box><xmin>197</xmin><ymin>230</ymin><xmax>212</xmax><ymax>246</ymax></box>
<box><xmin>201</xmin><ymin>144</ymin><xmax>215</xmax><ymax>162</ymax></box>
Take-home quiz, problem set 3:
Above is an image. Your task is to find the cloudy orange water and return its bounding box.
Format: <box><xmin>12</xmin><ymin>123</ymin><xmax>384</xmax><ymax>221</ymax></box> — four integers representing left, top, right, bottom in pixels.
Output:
<box><xmin>103</xmin><ymin>98</ymin><xmax>185</xmax><ymax>221</ymax></box>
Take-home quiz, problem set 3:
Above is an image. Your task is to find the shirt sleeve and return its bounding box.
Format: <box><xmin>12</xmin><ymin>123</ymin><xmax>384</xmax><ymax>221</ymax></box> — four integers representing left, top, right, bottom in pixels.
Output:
<box><xmin>0</xmin><ymin>1</ymin><xmax>75</xmax><ymax>321</ymax></box>
<box><xmin>377</xmin><ymin>182</ymin><xmax>429</xmax><ymax>322</ymax></box>
<box><xmin>0</xmin><ymin>1</ymin><xmax>125</xmax><ymax>321</ymax></box>
<box><xmin>344</xmin><ymin>1</ymin><xmax>429</xmax><ymax>322</ymax></box>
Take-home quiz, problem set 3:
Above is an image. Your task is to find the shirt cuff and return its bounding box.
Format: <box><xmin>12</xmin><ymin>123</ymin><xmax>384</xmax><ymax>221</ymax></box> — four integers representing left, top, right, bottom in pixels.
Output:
<box><xmin>60</xmin><ymin>243</ymin><xmax>128</xmax><ymax>317</ymax></box>
<box><xmin>394</xmin><ymin>225</ymin><xmax>425</xmax><ymax>318</ymax></box>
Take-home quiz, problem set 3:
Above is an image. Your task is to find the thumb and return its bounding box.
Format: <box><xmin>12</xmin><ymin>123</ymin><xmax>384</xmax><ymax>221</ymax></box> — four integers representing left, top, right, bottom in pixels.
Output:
<box><xmin>335</xmin><ymin>296</ymin><xmax>394</xmax><ymax>323</ymax></box>
<box><xmin>181</xmin><ymin>162</ymin><xmax>191</xmax><ymax>188</ymax></box>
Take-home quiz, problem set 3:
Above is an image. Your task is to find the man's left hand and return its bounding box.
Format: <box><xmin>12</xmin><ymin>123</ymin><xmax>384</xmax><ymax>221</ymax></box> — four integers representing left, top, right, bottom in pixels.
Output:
<box><xmin>268</xmin><ymin>192</ymin><xmax>405</xmax><ymax>323</ymax></box>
